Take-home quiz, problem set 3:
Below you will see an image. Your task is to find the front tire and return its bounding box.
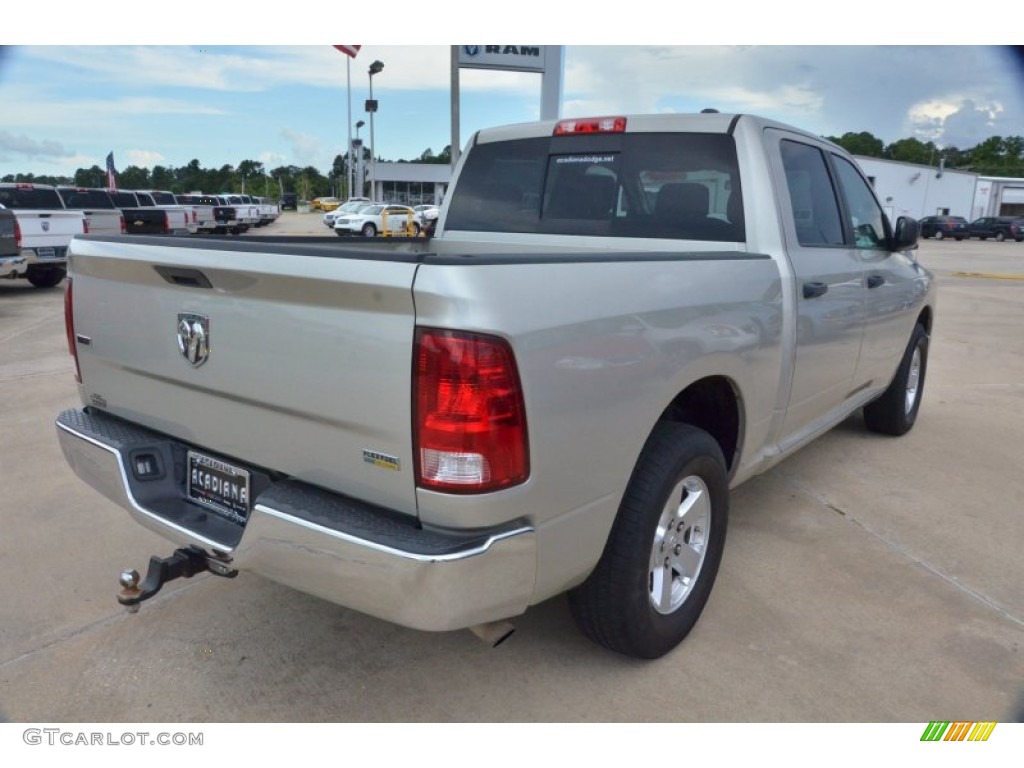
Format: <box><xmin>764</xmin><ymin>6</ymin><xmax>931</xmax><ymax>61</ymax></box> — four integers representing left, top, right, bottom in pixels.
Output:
<box><xmin>995</xmin><ymin>231</ymin><xmax>1006</xmax><ymax>242</ymax></box>
<box><xmin>864</xmin><ymin>323</ymin><xmax>928</xmax><ymax>436</ymax></box>
<box><xmin>934</xmin><ymin>230</ymin><xmax>944</xmax><ymax>240</ymax></box>
<box><xmin>361</xmin><ymin>223</ymin><xmax>377</xmax><ymax>237</ymax></box>
<box><xmin>569</xmin><ymin>422</ymin><xmax>729</xmax><ymax>659</ymax></box>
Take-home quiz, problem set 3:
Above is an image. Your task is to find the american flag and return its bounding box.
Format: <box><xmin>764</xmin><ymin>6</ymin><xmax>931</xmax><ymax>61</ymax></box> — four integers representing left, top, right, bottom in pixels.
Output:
<box><xmin>105</xmin><ymin>152</ymin><xmax>117</xmax><ymax>191</ymax></box>
<box><xmin>333</xmin><ymin>45</ymin><xmax>361</xmax><ymax>58</ymax></box>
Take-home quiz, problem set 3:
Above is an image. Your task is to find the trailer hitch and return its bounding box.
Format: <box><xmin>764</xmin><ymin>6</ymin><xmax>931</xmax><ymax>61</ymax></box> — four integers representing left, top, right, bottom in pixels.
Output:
<box><xmin>117</xmin><ymin>546</ymin><xmax>237</xmax><ymax>612</ymax></box>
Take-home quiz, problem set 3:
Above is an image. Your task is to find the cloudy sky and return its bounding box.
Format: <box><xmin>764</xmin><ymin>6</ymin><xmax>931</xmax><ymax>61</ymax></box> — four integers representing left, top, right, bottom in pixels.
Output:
<box><xmin>1</xmin><ymin>34</ymin><xmax>1020</xmax><ymax>180</ymax></box>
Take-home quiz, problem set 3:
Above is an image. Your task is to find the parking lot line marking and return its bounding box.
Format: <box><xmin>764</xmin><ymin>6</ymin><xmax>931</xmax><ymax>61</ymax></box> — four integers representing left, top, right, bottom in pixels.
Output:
<box><xmin>952</xmin><ymin>272</ymin><xmax>1024</xmax><ymax>281</ymax></box>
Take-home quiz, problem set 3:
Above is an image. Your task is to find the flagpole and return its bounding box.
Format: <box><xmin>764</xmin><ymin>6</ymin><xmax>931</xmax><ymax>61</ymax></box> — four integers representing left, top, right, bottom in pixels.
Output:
<box><xmin>346</xmin><ymin>57</ymin><xmax>353</xmax><ymax>200</ymax></box>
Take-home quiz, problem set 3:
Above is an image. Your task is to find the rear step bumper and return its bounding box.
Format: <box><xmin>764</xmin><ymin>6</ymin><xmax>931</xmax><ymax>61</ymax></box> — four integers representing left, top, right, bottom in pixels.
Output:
<box><xmin>55</xmin><ymin>408</ymin><xmax>536</xmax><ymax>631</ymax></box>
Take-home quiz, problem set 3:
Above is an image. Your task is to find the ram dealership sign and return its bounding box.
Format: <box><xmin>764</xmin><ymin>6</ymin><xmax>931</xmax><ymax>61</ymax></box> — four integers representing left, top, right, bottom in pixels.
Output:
<box><xmin>458</xmin><ymin>45</ymin><xmax>548</xmax><ymax>73</ymax></box>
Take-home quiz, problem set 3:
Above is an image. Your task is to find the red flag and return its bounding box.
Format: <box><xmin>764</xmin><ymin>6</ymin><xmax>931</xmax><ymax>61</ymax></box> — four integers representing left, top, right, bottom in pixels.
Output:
<box><xmin>333</xmin><ymin>45</ymin><xmax>361</xmax><ymax>58</ymax></box>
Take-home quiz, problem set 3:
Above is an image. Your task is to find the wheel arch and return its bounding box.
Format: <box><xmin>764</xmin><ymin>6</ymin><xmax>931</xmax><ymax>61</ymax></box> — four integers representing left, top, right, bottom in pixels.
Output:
<box><xmin>916</xmin><ymin>305</ymin><xmax>934</xmax><ymax>334</ymax></box>
<box><xmin>656</xmin><ymin>375</ymin><xmax>743</xmax><ymax>476</ymax></box>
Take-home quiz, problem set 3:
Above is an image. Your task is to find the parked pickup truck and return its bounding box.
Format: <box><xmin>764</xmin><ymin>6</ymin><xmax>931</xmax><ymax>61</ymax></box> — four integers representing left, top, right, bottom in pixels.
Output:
<box><xmin>219</xmin><ymin>194</ymin><xmax>259</xmax><ymax>231</ymax></box>
<box><xmin>132</xmin><ymin>191</ymin><xmax>190</xmax><ymax>235</ymax></box>
<box><xmin>174</xmin><ymin>193</ymin><xmax>238</xmax><ymax>235</ymax></box>
<box><xmin>108</xmin><ymin>190</ymin><xmax>175</xmax><ymax>235</ymax></box>
<box><xmin>0</xmin><ymin>205</ymin><xmax>27</xmax><ymax>279</ymax></box>
<box><xmin>56</xmin><ymin>187</ymin><xmax>125</xmax><ymax>237</ymax></box>
<box><xmin>57</xmin><ymin>113</ymin><xmax>935</xmax><ymax>658</ymax></box>
<box><xmin>0</xmin><ymin>182</ymin><xmax>85</xmax><ymax>287</ymax></box>
<box><xmin>252</xmin><ymin>195</ymin><xmax>280</xmax><ymax>227</ymax></box>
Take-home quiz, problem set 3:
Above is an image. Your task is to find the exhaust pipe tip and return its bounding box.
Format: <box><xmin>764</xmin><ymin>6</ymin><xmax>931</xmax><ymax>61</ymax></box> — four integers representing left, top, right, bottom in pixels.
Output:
<box><xmin>468</xmin><ymin>620</ymin><xmax>516</xmax><ymax>648</ymax></box>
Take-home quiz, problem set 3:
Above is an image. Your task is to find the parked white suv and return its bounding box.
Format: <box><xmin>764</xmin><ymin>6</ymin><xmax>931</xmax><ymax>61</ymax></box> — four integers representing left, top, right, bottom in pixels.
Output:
<box><xmin>323</xmin><ymin>200</ymin><xmax>373</xmax><ymax>229</ymax></box>
<box><xmin>333</xmin><ymin>203</ymin><xmax>418</xmax><ymax>236</ymax></box>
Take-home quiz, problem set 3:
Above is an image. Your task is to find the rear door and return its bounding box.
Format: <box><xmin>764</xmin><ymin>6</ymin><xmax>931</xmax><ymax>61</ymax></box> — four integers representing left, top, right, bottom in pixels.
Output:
<box><xmin>766</xmin><ymin>132</ymin><xmax>867</xmax><ymax>441</ymax></box>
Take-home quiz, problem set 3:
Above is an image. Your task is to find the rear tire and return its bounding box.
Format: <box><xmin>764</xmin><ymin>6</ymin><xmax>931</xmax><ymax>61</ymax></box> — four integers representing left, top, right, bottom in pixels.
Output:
<box><xmin>995</xmin><ymin>231</ymin><xmax>1006</xmax><ymax>242</ymax></box>
<box><xmin>569</xmin><ymin>422</ymin><xmax>729</xmax><ymax>659</ymax></box>
<box><xmin>864</xmin><ymin>323</ymin><xmax>928</xmax><ymax>436</ymax></box>
<box><xmin>26</xmin><ymin>267</ymin><xmax>66</xmax><ymax>288</ymax></box>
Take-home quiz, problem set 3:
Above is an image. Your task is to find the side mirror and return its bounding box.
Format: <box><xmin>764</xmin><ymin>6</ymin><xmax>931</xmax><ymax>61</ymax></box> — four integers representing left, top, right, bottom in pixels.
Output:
<box><xmin>892</xmin><ymin>216</ymin><xmax>920</xmax><ymax>251</ymax></box>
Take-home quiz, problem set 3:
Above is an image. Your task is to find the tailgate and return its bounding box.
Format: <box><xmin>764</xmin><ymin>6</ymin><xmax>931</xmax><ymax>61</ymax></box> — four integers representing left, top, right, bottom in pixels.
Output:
<box><xmin>69</xmin><ymin>236</ymin><xmax>422</xmax><ymax>519</ymax></box>
<box><xmin>16</xmin><ymin>210</ymin><xmax>85</xmax><ymax>249</ymax></box>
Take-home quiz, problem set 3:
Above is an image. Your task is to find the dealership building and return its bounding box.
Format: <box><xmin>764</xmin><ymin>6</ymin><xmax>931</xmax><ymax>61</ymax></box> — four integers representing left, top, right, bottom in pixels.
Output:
<box><xmin>855</xmin><ymin>156</ymin><xmax>1024</xmax><ymax>222</ymax></box>
<box><xmin>367</xmin><ymin>162</ymin><xmax>452</xmax><ymax>206</ymax></box>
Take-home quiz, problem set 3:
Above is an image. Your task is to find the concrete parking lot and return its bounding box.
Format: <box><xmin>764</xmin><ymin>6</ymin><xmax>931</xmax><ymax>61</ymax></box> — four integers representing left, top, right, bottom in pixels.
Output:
<box><xmin>0</xmin><ymin>221</ymin><xmax>1021</xmax><ymax>722</ymax></box>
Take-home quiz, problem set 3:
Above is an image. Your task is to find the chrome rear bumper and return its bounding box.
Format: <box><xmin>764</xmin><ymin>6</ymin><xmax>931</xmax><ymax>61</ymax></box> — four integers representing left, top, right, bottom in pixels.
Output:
<box><xmin>56</xmin><ymin>408</ymin><xmax>536</xmax><ymax>631</ymax></box>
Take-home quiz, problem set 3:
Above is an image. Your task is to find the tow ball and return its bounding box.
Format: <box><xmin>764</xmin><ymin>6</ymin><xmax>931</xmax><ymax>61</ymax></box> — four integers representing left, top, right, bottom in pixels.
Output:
<box><xmin>117</xmin><ymin>546</ymin><xmax>237</xmax><ymax>612</ymax></box>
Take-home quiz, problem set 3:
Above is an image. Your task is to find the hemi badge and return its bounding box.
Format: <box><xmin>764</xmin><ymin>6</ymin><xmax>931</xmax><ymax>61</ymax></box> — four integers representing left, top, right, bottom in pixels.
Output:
<box><xmin>363</xmin><ymin>450</ymin><xmax>401</xmax><ymax>471</ymax></box>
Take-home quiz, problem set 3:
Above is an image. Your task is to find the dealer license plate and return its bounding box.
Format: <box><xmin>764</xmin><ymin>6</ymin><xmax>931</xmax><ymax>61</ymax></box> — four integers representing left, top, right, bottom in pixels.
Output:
<box><xmin>187</xmin><ymin>451</ymin><xmax>251</xmax><ymax>522</ymax></box>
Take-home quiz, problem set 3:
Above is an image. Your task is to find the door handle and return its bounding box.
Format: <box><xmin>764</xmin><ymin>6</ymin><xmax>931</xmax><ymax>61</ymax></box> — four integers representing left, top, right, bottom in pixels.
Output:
<box><xmin>803</xmin><ymin>281</ymin><xmax>828</xmax><ymax>299</ymax></box>
<box><xmin>867</xmin><ymin>274</ymin><xmax>885</xmax><ymax>289</ymax></box>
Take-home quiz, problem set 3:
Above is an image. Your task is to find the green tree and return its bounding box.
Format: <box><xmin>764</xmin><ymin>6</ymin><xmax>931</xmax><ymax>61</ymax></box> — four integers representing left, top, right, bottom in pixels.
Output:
<box><xmin>236</xmin><ymin>159</ymin><xmax>264</xmax><ymax>193</ymax></box>
<box><xmin>827</xmin><ymin>131</ymin><xmax>885</xmax><ymax>158</ymax></box>
<box><xmin>175</xmin><ymin>159</ymin><xmax>204</xmax><ymax>192</ymax></box>
<box><xmin>885</xmin><ymin>138</ymin><xmax>937</xmax><ymax>165</ymax></box>
<box><xmin>151</xmin><ymin>165</ymin><xmax>175</xmax><ymax>191</ymax></box>
<box><xmin>74</xmin><ymin>165</ymin><xmax>105</xmax><ymax>188</ymax></box>
<box><xmin>119</xmin><ymin>165</ymin><xmax>150</xmax><ymax>189</ymax></box>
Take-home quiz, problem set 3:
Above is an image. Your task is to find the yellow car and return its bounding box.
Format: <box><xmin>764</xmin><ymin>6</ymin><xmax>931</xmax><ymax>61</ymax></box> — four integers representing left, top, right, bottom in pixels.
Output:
<box><xmin>319</xmin><ymin>198</ymin><xmax>343</xmax><ymax>212</ymax></box>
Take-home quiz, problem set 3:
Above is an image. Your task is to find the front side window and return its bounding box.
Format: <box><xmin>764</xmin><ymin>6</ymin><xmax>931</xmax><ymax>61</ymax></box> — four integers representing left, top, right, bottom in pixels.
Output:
<box><xmin>832</xmin><ymin>155</ymin><xmax>888</xmax><ymax>250</ymax></box>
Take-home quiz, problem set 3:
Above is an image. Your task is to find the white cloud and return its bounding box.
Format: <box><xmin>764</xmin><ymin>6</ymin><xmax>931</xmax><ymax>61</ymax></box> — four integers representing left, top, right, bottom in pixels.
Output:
<box><xmin>280</xmin><ymin>129</ymin><xmax>323</xmax><ymax>165</ymax></box>
<box><xmin>0</xmin><ymin>130</ymin><xmax>74</xmax><ymax>160</ymax></box>
<box><xmin>125</xmin><ymin>149</ymin><xmax>168</xmax><ymax>168</ymax></box>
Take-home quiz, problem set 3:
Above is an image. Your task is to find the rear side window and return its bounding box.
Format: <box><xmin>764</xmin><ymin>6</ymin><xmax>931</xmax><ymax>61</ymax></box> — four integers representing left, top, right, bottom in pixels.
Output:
<box><xmin>446</xmin><ymin>133</ymin><xmax>745</xmax><ymax>241</ymax></box>
<box><xmin>779</xmin><ymin>140</ymin><xmax>844</xmax><ymax>247</ymax></box>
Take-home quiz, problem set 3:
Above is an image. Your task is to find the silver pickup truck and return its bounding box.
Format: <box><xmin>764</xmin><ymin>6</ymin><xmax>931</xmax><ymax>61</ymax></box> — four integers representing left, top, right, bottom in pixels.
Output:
<box><xmin>56</xmin><ymin>113</ymin><xmax>935</xmax><ymax>658</ymax></box>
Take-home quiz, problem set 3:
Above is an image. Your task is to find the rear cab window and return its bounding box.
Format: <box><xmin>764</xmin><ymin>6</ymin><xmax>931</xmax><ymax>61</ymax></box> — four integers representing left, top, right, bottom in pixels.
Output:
<box><xmin>0</xmin><ymin>185</ymin><xmax>64</xmax><ymax>209</ymax></box>
<box><xmin>57</xmin><ymin>188</ymin><xmax>117</xmax><ymax>209</ymax></box>
<box><xmin>446</xmin><ymin>133</ymin><xmax>745</xmax><ymax>242</ymax></box>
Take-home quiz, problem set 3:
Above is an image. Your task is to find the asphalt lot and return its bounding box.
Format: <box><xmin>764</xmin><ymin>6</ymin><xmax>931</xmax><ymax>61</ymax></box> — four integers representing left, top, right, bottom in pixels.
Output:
<box><xmin>1</xmin><ymin>217</ymin><xmax>1022</xmax><ymax>723</ymax></box>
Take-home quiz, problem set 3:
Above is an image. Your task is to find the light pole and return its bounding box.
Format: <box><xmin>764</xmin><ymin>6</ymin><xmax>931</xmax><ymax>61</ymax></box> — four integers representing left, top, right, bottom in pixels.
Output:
<box><xmin>352</xmin><ymin>120</ymin><xmax>365</xmax><ymax>198</ymax></box>
<box><xmin>366</xmin><ymin>59</ymin><xmax>383</xmax><ymax>201</ymax></box>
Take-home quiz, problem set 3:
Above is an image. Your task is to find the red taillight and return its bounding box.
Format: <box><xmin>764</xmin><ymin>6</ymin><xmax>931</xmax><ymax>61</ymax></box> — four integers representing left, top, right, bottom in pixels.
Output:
<box><xmin>64</xmin><ymin>278</ymin><xmax>82</xmax><ymax>383</ymax></box>
<box><xmin>82</xmin><ymin>218</ymin><xmax>89</xmax><ymax>234</ymax></box>
<box><xmin>119</xmin><ymin>214</ymin><xmax>126</xmax><ymax>234</ymax></box>
<box><xmin>554</xmin><ymin>116</ymin><xmax>627</xmax><ymax>136</ymax></box>
<box><xmin>414</xmin><ymin>328</ymin><xmax>529</xmax><ymax>493</ymax></box>
<box><xmin>163</xmin><ymin>212</ymin><xmax>170</xmax><ymax>233</ymax></box>
<box><xmin>14</xmin><ymin>217</ymin><xmax>22</xmax><ymax>249</ymax></box>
